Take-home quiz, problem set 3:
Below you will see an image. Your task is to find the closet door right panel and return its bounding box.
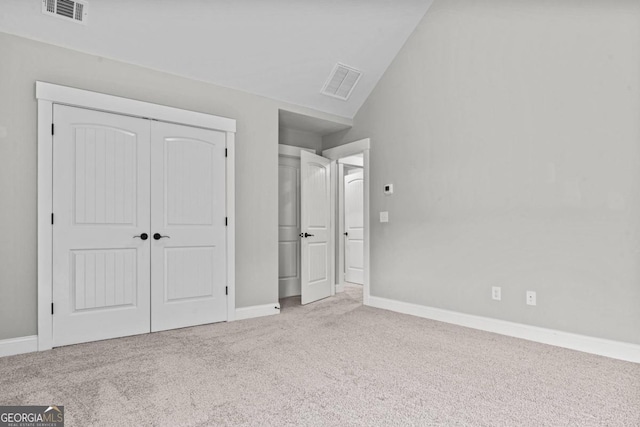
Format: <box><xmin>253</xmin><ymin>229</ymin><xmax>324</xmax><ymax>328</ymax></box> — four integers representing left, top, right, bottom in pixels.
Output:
<box><xmin>150</xmin><ymin>121</ymin><xmax>227</xmax><ymax>332</ymax></box>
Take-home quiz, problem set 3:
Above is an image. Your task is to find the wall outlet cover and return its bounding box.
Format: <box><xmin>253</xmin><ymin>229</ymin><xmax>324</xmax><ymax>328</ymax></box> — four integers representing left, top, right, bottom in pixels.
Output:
<box><xmin>526</xmin><ymin>291</ymin><xmax>537</xmax><ymax>306</ymax></box>
<box><xmin>492</xmin><ymin>286</ymin><xmax>501</xmax><ymax>301</ymax></box>
<box><xmin>380</xmin><ymin>211</ymin><xmax>389</xmax><ymax>223</ymax></box>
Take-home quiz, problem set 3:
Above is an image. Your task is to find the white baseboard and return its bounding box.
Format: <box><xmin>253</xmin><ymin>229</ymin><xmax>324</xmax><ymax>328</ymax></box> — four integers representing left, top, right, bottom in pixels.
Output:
<box><xmin>368</xmin><ymin>296</ymin><xmax>640</xmax><ymax>364</ymax></box>
<box><xmin>0</xmin><ymin>335</ymin><xmax>38</xmax><ymax>358</ymax></box>
<box><xmin>235</xmin><ymin>303</ymin><xmax>281</xmax><ymax>321</ymax></box>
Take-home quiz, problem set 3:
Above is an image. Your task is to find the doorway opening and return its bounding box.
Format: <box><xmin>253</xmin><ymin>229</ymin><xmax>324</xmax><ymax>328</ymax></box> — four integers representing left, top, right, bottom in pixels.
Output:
<box><xmin>323</xmin><ymin>139</ymin><xmax>370</xmax><ymax>306</ymax></box>
<box><xmin>336</xmin><ymin>153</ymin><xmax>364</xmax><ymax>292</ymax></box>
<box><xmin>277</xmin><ymin>110</ymin><xmax>370</xmax><ymax>311</ymax></box>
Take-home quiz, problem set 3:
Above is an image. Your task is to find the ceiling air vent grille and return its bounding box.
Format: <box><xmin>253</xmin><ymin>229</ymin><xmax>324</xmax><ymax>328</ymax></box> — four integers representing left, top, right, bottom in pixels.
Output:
<box><xmin>321</xmin><ymin>63</ymin><xmax>362</xmax><ymax>101</ymax></box>
<box><xmin>42</xmin><ymin>0</ymin><xmax>88</xmax><ymax>24</ymax></box>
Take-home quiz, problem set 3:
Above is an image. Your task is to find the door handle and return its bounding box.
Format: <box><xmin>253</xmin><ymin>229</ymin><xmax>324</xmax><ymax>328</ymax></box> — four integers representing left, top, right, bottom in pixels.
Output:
<box><xmin>299</xmin><ymin>232</ymin><xmax>315</xmax><ymax>238</ymax></box>
<box><xmin>344</xmin><ymin>232</ymin><xmax>348</xmax><ymax>236</ymax></box>
<box><xmin>153</xmin><ymin>233</ymin><xmax>170</xmax><ymax>240</ymax></box>
<box><xmin>134</xmin><ymin>233</ymin><xmax>149</xmax><ymax>240</ymax></box>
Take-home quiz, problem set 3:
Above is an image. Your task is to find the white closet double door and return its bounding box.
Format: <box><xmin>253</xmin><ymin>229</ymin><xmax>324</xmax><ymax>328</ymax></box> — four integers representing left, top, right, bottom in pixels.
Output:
<box><xmin>52</xmin><ymin>105</ymin><xmax>227</xmax><ymax>347</ymax></box>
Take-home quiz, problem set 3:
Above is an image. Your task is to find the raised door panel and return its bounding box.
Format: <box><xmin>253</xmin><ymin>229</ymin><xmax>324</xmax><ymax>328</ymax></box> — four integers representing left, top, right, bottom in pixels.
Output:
<box><xmin>279</xmin><ymin>165</ymin><xmax>298</xmax><ymax>230</ymax></box>
<box><xmin>165</xmin><ymin>247</ymin><xmax>216</xmax><ymax>301</ymax></box>
<box><xmin>165</xmin><ymin>138</ymin><xmax>215</xmax><ymax>226</ymax></box>
<box><xmin>72</xmin><ymin>249</ymin><xmax>136</xmax><ymax>310</ymax></box>
<box><xmin>307</xmin><ymin>163</ymin><xmax>329</xmax><ymax>230</ymax></box>
<box><xmin>74</xmin><ymin>127</ymin><xmax>137</xmax><ymax>225</ymax></box>
<box><xmin>279</xmin><ymin>241</ymin><xmax>298</xmax><ymax>279</ymax></box>
<box><xmin>304</xmin><ymin>162</ymin><xmax>330</xmax><ymax>286</ymax></box>
<box><xmin>308</xmin><ymin>243</ymin><xmax>328</xmax><ymax>284</ymax></box>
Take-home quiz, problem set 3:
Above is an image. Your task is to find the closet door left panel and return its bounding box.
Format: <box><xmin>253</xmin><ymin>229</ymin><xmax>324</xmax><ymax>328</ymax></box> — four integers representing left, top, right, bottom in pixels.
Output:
<box><xmin>52</xmin><ymin>105</ymin><xmax>151</xmax><ymax>347</ymax></box>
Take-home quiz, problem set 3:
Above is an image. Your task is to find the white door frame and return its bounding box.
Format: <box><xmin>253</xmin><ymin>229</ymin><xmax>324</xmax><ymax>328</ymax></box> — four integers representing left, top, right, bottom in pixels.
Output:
<box><xmin>278</xmin><ymin>144</ymin><xmax>316</xmax><ymax>158</ymax></box>
<box><xmin>337</xmin><ymin>163</ymin><xmax>345</xmax><ymax>292</ymax></box>
<box><xmin>36</xmin><ymin>81</ymin><xmax>236</xmax><ymax>351</ymax></box>
<box><xmin>322</xmin><ymin>139</ymin><xmax>370</xmax><ymax>305</ymax></box>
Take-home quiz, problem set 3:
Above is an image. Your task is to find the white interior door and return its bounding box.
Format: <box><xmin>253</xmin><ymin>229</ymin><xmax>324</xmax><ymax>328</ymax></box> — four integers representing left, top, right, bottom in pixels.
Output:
<box><xmin>52</xmin><ymin>105</ymin><xmax>151</xmax><ymax>347</ymax></box>
<box><xmin>278</xmin><ymin>156</ymin><xmax>301</xmax><ymax>298</ymax></box>
<box><xmin>150</xmin><ymin>121</ymin><xmax>227</xmax><ymax>332</ymax></box>
<box><xmin>300</xmin><ymin>151</ymin><xmax>332</xmax><ymax>304</ymax></box>
<box><xmin>344</xmin><ymin>170</ymin><xmax>364</xmax><ymax>284</ymax></box>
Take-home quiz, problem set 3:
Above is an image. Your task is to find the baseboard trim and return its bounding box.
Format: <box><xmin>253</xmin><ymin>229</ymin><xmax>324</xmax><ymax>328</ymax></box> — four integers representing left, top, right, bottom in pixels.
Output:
<box><xmin>235</xmin><ymin>303</ymin><xmax>281</xmax><ymax>321</ymax></box>
<box><xmin>367</xmin><ymin>296</ymin><xmax>640</xmax><ymax>364</ymax></box>
<box><xmin>0</xmin><ymin>335</ymin><xmax>38</xmax><ymax>358</ymax></box>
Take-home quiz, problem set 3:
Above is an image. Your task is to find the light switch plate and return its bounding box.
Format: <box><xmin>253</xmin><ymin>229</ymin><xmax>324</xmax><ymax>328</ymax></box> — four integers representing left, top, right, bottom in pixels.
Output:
<box><xmin>492</xmin><ymin>286</ymin><xmax>501</xmax><ymax>301</ymax></box>
<box><xmin>380</xmin><ymin>211</ymin><xmax>389</xmax><ymax>223</ymax></box>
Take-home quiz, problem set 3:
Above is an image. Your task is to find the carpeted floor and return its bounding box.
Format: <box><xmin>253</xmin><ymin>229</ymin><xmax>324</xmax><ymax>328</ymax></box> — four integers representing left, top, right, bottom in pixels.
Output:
<box><xmin>1</xmin><ymin>285</ymin><xmax>639</xmax><ymax>426</ymax></box>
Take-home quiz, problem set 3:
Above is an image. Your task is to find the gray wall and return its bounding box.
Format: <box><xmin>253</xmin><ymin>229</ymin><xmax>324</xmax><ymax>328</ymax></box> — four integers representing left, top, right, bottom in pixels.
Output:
<box><xmin>324</xmin><ymin>0</ymin><xmax>640</xmax><ymax>344</ymax></box>
<box><xmin>279</xmin><ymin>127</ymin><xmax>322</xmax><ymax>152</ymax></box>
<box><xmin>0</xmin><ymin>32</ymin><xmax>346</xmax><ymax>340</ymax></box>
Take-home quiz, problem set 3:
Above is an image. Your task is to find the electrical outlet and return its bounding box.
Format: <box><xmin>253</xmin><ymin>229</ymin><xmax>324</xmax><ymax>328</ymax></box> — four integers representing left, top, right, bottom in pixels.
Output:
<box><xmin>526</xmin><ymin>291</ymin><xmax>537</xmax><ymax>306</ymax></box>
<box><xmin>492</xmin><ymin>286</ymin><xmax>501</xmax><ymax>301</ymax></box>
<box><xmin>380</xmin><ymin>211</ymin><xmax>389</xmax><ymax>223</ymax></box>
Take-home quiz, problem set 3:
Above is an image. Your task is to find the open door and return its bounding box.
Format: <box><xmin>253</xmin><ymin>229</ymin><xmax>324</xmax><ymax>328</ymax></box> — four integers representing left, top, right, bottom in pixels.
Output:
<box><xmin>344</xmin><ymin>170</ymin><xmax>364</xmax><ymax>284</ymax></box>
<box><xmin>300</xmin><ymin>151</ymin><xmax>333</xmax><ymax>304</ymax></box>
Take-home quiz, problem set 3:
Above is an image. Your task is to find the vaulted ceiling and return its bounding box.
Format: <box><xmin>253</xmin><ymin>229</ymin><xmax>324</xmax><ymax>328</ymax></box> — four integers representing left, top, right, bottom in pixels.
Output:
<box><xmin>0</xmin><ymin>0</ymin><xmax>433</xmax><ymax>118</ymax></box>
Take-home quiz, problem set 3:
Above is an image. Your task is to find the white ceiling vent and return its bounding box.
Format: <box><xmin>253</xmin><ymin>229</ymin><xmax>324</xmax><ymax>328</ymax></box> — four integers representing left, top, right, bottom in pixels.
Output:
<box><xmin>321</xmin><ymin>63</ymin><xmax>362</xmax><ymax>101</ymax></box>
<box><xmin>42</xmin><ymin>0</ymin><xmax>88</xmax><ymax>25</ymax></box>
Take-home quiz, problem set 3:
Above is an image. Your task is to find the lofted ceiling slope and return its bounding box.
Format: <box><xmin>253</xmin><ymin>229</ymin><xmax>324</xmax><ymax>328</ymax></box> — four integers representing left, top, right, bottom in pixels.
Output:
<box><xmin>0</xmin><ymin>0</ymin><xmax>434</xmax><ymax>118</ymax></box>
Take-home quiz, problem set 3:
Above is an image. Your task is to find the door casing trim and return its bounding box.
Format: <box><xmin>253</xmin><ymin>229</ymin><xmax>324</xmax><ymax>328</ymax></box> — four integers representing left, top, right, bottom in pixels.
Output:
<box><xmin>37</xmin><ymin>81</ymin><xmax>236</xmax><ymax>350</ymax></box>
<box><xmin>322</xmin><ymin>139</ymin><xmax>370</xmax><ymax>305</ymax></box>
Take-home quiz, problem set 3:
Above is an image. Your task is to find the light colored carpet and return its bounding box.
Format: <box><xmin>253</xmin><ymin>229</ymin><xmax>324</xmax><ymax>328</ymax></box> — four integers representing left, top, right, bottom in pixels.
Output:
<box><xmin>1</xmin><ymin>285</ymin><xmax>639</xmax><ymax>426</ymax></box>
